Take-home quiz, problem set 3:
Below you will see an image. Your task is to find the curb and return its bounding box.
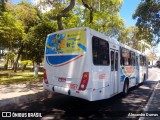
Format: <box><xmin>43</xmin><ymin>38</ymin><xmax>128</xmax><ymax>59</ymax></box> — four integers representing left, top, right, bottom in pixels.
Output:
<box><xmin>0</xmin><ymin>90</ymin><xmax>54</xmax><ymax>111</ymax></box>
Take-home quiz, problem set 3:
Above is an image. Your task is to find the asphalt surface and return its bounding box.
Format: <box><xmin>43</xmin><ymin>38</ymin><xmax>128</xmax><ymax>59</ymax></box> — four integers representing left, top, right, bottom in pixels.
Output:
<box><xmin>0</xmin><ymin>67</ymin><xmax>160</xmax><ymax>120</ymax></box>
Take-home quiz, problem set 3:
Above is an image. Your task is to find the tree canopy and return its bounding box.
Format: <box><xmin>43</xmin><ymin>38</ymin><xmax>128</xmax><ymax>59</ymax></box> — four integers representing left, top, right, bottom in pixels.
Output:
<box><xmin>133</xmin><ymin>0</ymin><xmax>160</xmax><ymax>44</ymax></box>
<box><xmin>3</xmin><ymin>0</ymin><xmax>155</xmax><ymax>71</ymax></box>
<box><xmin>0</xmin><ymin>12</ymin><xmax>24</xmax><ymax>50</ymax></box>
<box><xmin>38</xmin><ymin>0</ymin><xmax>124</xmax><ymax>37</ymax></box>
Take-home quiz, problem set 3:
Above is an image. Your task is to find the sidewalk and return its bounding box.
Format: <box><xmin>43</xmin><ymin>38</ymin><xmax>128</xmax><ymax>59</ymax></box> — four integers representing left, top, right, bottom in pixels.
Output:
<box><xmin>0</xmin><ymin>81</ymin><xmax>54</xmax><ymax>111</ymax></box>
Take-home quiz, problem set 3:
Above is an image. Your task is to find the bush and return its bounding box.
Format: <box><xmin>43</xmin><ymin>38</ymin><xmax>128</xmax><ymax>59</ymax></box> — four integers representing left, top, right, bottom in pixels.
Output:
<box><xmin>20</xmin><ymin>60</ymin><xmax>32</xmax><ymax>65</ymax></box>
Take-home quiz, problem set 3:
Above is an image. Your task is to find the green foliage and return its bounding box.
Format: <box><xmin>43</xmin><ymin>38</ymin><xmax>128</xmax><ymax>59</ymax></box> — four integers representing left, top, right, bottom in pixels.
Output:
<box><xmin>1</xmin><ymin>0</ymin><xmax>125</xmax><ymax>67</ymax></box>
<box><xmin>80</xmin><ymin>0</ymin><xmax>124</xmax><ymax>37</ymax></box>
<box><xmin>118</xmin><ymin>26</ymin><xmax>152</xmax><ymax>51</ymax></box>
<box><xmin>23</xmin><ymin>21</ymin><xmax>56</xmax><ymax>63</ymax></box>
<box><xmin>147</xmin><ymin>52</ymin><xmax>157</xmax><ymax>61</ymax></box>
<box><xmin>14</xmin><ymin>1</ymin><xmax>40</xmax><ymax>32</ymax></box>
<box><xmin>20</xmin><ymin>60</ymin><xmax>32</xmax><ymax>66</ymax></box>
<box><xmin>3</xmin><ymin>2</ymin><xmax>42</xmax><ymax>72</ymax></box>
<box><xmin>4</xmin><ymin>51</ymin><xmax>15</xmax><ymax>61</ymax></box>
<box><xmin>133</xmin><ymin>0</ymin><xmax>160</xmax><ymax>43</ymax></box>
<box><xmin>39</xmin><ymin>0</ymin><xmax>124</xmax><ymax>36</ymax></box>
<box><xmin>118</xmin><ymin>27</ymin><xmax>133</xmax><ymax>44</ymax></box>
<box><xmin>0</xmin><ymin>12</ymin><xmax>24</xmax><ymax>49</ymax></box>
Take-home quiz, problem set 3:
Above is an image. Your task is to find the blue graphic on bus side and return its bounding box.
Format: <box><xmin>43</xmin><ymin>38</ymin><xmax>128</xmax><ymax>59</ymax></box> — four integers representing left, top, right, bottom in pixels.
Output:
<box><xmin>78</xmin><ymin>43</ymin><xmax>86</xmax><ymax>51</ymax></box>
<box><xmin>46</xmin><ymin>55</ymin><xmax>78</xmax><ymax>66</ymax></box>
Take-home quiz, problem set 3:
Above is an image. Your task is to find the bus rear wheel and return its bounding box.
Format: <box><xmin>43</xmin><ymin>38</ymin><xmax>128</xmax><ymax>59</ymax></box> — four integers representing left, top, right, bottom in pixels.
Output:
<box><xmin>123</xmin><ymin>80</ymin><xmax>129</xmax><ymax>96</ymax></box>
<box><xmin>141</xmin><ymin>74</ymin><xmax>146</xmax><ymax>85</ymax></box>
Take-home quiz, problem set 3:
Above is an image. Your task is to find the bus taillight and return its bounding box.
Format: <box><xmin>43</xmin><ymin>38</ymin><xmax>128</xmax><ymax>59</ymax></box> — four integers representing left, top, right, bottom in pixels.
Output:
<box><xmin>79</xmin><ymin>72</ymin><xmax>89</xmax><ymax>91</ymax></box>
<box><xmin>43</xmin><ymin>69</ymin><xmax>48</xmax><ymax>84</ymax></box>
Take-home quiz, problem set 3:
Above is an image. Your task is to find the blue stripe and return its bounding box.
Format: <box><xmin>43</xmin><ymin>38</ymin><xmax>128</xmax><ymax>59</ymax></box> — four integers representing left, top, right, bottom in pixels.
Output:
<box><xmin>46</xmin><ymin>55</ymin><xmax>78</xmax><ymax>65</ymax></box>
<box><xmin>78</xmin><ymin>43</ymin><xmax>86</xmax><ymax>51</ymax></box>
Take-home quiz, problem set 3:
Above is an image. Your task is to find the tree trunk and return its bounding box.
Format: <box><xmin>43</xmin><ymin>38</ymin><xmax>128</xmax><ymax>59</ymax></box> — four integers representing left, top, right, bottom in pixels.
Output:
<box><xmin>57</xmin><ymin>0</ymin><xmax>75</xmax><ymax>30</ymax></box>
<box><xmin>21</xmin><ymin>63</ymin><xmax>28</xmax><ymax>72</ymax></box>
<box><xmin>1</xmin><ymin>0</ymin><xmax>6</xmax><ymax>12</ymax></box>
<box><xmin>82</xmin><ymin>0</ymin><xmax>93</xmax><ymax>23</ymax></box>
<box><xmin>4</xmin><ymin>58</ymin><xmax>9</xmax><ymax>70</ymax></box>
<box><xmin>13</xmin><ymin>45</ymin><xmax>23</xmax><ymax>72</ymax></box>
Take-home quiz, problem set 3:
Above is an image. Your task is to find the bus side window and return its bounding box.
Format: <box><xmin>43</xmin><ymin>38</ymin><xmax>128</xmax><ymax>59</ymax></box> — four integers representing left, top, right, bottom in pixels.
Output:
<box><xmin>140</xmin><ymin>55</ymin><xmax>144</xmax><ymax>66</ymax></box>
<box><xmin>115</xmin><ymin>52</ymin><xmax>118</xmax><ymax>71</ymax></box>
<box><xmin>121</xmin><ymin>47</ymin><xmax>129</xmax><ymax>66</ymax></box>
<box><xmin>130</xmin><ymin>51</ymin><xmax>135</xmax><ymax>66</ymax></box>
<box><xmin>92</xmin><ymin>36</ymin><xmax>110</xmax><ymax>66</ymax></box>
<box><xmin>120</xmin><ymin>47</ymin><xmax>123</xmax><ymax>65</ymax></box>
<box><xmin>143</xmin><ymin>56</ymin><xmax>146</xmax><ymax>66</ymax></box>
<box><xmin>111</xmin><ymin>51</ymin><xmax>114</xmax><ymax>71</ymax></box>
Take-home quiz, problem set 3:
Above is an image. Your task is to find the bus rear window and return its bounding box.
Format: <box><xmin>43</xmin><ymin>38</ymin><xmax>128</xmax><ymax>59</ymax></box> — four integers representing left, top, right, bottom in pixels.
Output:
<box><xmin>92</xmin><ymin>36</ymin><xmax>110</xmax><ymax>65</ymax></box>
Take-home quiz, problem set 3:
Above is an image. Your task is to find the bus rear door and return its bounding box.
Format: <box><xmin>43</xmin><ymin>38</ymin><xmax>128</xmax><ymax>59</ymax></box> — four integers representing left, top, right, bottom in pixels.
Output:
<box><xmin>110</xmin><ymin>48</ymin><xmax>119</xmax><ymax>95</ymax></box>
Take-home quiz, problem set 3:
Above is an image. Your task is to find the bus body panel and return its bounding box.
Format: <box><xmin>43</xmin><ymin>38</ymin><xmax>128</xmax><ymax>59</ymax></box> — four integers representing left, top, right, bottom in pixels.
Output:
<box><xmin>44</xmin><ymin>27</ymin><xmax>93</xmax><ymax>101</ymax></box>
<box><xmin>43</xmin><ymin>27</ymin><xmax>148</xmax><ymax>101</ymax></box>
<box><xmin>90</xmin><ymin>30</ymin><xmax>113</xmax><ymax>101</ymax></box>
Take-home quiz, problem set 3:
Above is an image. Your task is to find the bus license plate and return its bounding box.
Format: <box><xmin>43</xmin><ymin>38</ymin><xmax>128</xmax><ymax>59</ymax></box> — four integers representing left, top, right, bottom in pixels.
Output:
<box><xmin>58</xmin><ymin>78</ymin><xmax>66</xmax><ymax>82</ymax></box>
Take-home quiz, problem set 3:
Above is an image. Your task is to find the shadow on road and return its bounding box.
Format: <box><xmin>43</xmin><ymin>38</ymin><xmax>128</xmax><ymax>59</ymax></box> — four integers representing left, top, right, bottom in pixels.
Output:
<box><xmin>8</xmin><ymin>80</ymin><xmax>158</xmax><ymax>120</ymax></box>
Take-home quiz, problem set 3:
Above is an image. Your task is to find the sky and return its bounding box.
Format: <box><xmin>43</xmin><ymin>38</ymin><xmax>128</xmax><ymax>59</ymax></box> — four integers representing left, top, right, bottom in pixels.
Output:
<box><xmin>119</xmin><ymin>0</ymin><xmax>140</xmax><ymax>27</ymax></box>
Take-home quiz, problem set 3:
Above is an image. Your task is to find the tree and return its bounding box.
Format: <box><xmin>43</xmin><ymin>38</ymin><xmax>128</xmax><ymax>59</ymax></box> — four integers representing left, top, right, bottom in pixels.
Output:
<box><xmin>147</xmin><ymin>46</ymin><xmax>158</xmax><ymax>65</ymax></box>
<box><xmin>37</xmin><ymin>0</ymin><xmax>79</xmax><ymax>30</ymax></box>
<box><xmin>118</xmin><ymin>27</ymin><xmax>133</xmax><ymax>44</ymax></box>
<box><xmin>133</xmin><ymin>0</ymin><xmax>160</xmax><ymax>44</ymax></box>
<box><xmin>23</xmin><ymin>21</ymin><xmax>56</xmax><ymax>65</ymax></box>
<box><xmin>57</xmin><ymin>0</ymin><xmax>75</xmax><ymax>30</ymax></box>
<box><xmin>81</xmin><ymin>0</ymin><xmax>93</xmax><ymax>23</ymax></box>
<box><xmin>80</xmin><ymin>0</ymin><xmax>124</xmax><ymax>37</ymax></box>
<box><xmin>6</xmin><ymin>1</ymin><xmax>40</xmax><ymax>72</ymax></box>
<box><xmin>0</xmin><ymin>0</ymin><xmax>8</xmax><ymax>14</ymax></box>
<box><xmin>40</xmin><ymin>0</ymin><xmax>124</xmax><ymax>37</ymax></box>
<box><xmin>3</xmin><ymin>51</ymin><xmax>15</xmax><ymax>69</ymax></box>
<box><xmin>0</xmin><ymin>12</ymin><xmax>24</xmax><ymax>50</ymax></box>
<box><xmin>118</xmin><ymin>26</ymin><xmax>151</xmax><ymax>51</ymax></box>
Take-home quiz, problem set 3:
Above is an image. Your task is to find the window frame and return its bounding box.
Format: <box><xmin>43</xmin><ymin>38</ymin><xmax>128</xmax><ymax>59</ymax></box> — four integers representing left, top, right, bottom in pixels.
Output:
<box><xmin>121</xmin><ymin>47</ymin><xmax>130</xmax><ymax>66</ymax></box>
<box><xmin>92</xmin><ymin>36</ymin><xmax>110</xmax><ymax>66</ymax></box>
<box><xmin>130</xmin><ymin>51</ymin><xmax>135</xmax><ymax>66</ymax></box>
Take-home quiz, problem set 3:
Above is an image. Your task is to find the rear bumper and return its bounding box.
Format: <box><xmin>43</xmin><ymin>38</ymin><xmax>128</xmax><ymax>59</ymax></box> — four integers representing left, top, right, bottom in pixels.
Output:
<box><xmin>43</xmin><ymin>82</ymin><xmax>92</xmax><ymax>101</ymax></box>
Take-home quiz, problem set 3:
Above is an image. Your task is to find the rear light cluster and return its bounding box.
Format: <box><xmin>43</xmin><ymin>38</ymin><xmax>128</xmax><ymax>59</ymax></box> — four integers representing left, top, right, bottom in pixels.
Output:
<box><xmin>78</xmin><ymin>72</ymin><xmax>89</xmax><ymax>91</ymax></box>
<box><xmin>43</xmin><ymin>69</ymin><xmax>48</xmax><ymax>84</ymax></box>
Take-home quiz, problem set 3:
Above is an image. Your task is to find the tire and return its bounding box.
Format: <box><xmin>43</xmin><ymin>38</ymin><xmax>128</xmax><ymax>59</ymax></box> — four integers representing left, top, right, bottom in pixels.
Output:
<box><xmin>141</xmin><ymin>74</ymin><xmax>146</xmax><ymax>85</ymax></box>
<box><xmin>122</xmin><ymin>80</ymin><xmax>129</xmax><ymax>96</ymax></box>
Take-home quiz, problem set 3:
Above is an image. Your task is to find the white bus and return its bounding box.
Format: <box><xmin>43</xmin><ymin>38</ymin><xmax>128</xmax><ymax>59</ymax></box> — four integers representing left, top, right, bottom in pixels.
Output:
<box><xmin>43</xmin><ymin>27</ymin><xmax>148</xmax><ymax>101</ymax></box>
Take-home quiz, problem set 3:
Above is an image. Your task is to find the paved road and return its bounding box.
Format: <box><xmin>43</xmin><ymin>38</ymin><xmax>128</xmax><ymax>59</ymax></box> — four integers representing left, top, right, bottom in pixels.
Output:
<box><xmin>8</xmin><ymin>68</ymin><xmax>160</xmax><ymax>120</ymax></box>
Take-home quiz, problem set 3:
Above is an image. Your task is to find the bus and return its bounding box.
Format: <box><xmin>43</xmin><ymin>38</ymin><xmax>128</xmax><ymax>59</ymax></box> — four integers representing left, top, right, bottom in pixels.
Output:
<box><xmin>43</xmin><ymin>27</ymin><xmax>148</xmax><ymax>101</ymax></box>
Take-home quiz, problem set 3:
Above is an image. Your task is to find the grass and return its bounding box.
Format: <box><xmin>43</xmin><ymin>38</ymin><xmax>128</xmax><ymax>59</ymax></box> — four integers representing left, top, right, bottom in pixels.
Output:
<box><xmin>0</xmin><ymin>69</ymin><xmax>43</xmax><ymax>85</ymax></box>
